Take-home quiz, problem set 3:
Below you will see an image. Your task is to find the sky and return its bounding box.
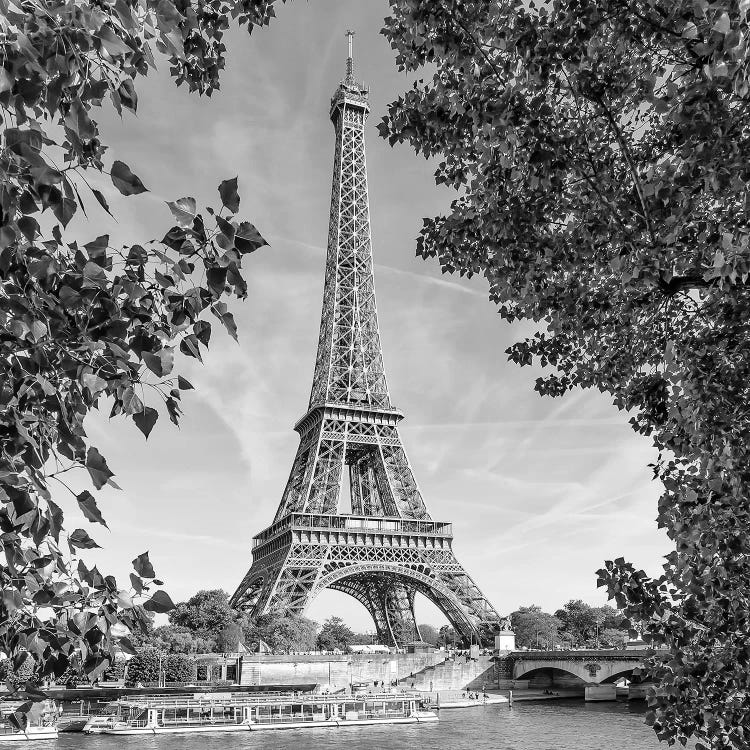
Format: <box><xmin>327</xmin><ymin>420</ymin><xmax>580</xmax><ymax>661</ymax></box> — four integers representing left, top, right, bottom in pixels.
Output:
<box><xmin>58</xmin><ymin>0</ymin><xmax>670</xmax><ymax>632</ymax></box>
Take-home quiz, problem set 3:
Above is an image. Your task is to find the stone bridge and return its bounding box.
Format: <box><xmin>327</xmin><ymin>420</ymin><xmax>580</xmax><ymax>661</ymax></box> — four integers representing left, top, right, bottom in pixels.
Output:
<box><xmin>510</xmin><ymin>649</ymin><xmax>651</xmax><ymax>687</ymax></box>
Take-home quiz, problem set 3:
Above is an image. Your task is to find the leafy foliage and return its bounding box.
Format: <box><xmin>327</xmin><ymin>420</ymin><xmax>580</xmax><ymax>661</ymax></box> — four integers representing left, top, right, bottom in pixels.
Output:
<box><xmin>437</xmin><ymin>625</ymin><xmax>457</xmax><ymax>649</ymax></box>
<box><xmin>510</xmin><ymin>606</ymin><xmax>562</xmax><ymax>650</ymax></box>
<box><xmin>600</xmin><ymin>627</ymin><xmax>629</xmax><ymax>649</ymax></box>
<box><xmin>553</xmin><ymin>601</ymin><xmax>623</xmax><ymax>647</ymax></box>
<box><xmin>380</xmin><ymin>1</ymin><xmax>750</xmax><ymax>746</ymax></box>
<box><xmin>417</xmin><ymin>623</ymin><xmax>439</xmax><ymax>646</ymax></box>
<box><xmin>124</xmin><ymin>647</ymin><xmax>160</xmax><ymax>686</ymax></box>
<box><xmin>143</xmin><ymin>589</ymin><xmax>320</xmax><ymax>656</ymax></box>
<box><xmin>216</xmin><ymin>622</ymin><xmax>244</xmax><ymax>653</ymax></box>
<box><xmin>148</xmin><ymin>624</ymin><xmax>206</xmax><ymax>654</ymax></box>
<box><xmin>101</xmin><ymin>656</ymin><xmax>127</xmax><ymax>682</ymax></box>
<box><xmin>0</xmin><ymin>652</ymin><xmax>35</xmax><ymax>689</ymax></box>
<box><xmin>169</xmin><ymin>590</ymin><xmax>236</xmax><ymax>636</ymax></box>
<box><xmin>243</xmin><ymin>612</ymin><xmax>318</xmax><ymax>654</ymax></box>
<box><xmin>56</xmin><ymin>664</ymin><xmax>82</xmax><ymax>688</ymax></box>
<box><xmin>1</xmin><ymin>0</ymin><xmax>277</xmax><ymax>700</ymax></box>
<box><xmin>164</xmin><ymin>653</ymin><xmax>195</xmax><ymax>683</ymax></box>
<box><xmin>316</xmin><ymin>616</ymin><xmax>354</xmax><ymax>652</ymax></box>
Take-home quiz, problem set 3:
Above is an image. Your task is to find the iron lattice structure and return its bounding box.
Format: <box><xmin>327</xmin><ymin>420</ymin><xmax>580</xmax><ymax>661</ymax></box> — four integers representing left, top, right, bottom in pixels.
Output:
<box><xmin>231</xmin><ymin>37</ymin><xmax>503</xmax><ymax>646</ymax></box>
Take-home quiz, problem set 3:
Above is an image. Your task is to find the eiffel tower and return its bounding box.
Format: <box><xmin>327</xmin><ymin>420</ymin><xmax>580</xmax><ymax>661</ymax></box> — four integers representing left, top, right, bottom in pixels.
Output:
<box><xmin>231</xmin><ymin>32</ymin><xmax>504</xmax><ymax>646</ymax></box>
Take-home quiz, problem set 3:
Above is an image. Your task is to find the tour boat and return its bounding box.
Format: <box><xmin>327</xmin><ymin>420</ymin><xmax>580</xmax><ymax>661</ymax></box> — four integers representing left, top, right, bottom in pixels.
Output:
<box><xmin>87</xmin><ymin>692</ymin><xmax>438</xmax><ymax>735</ymax></box>
<box><xmin>0</xmin><ymin>725</ymin><xmax>58</xmax><ymax>743</ymax></box>
<box><xmin>0</xmin><ymin>701</ymin><xmax>59</xmax><ymax>742</ymax></box>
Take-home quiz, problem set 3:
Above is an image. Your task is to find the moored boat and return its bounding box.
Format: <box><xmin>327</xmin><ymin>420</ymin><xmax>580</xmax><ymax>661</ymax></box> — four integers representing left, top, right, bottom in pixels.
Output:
<box><xmin>0</xmin><ymin>700</ymin><xmax>59</xmax><ymax>742</ymax></box>
<box><xmin>89</xmin><ymin>692</ymin><xmax>438</xmax><ymax>735</ymax></box>
<box><xmin>0</xmin><ymin>725</ymin><xmax>58</xmax><ymax>743</ymax></box>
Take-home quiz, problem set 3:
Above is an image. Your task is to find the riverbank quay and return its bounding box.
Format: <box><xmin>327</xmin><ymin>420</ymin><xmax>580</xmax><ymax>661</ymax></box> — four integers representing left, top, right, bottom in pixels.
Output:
<box><xmin>502</xmin><ymin>688</ymin><xmax>585</xmax><ymax>702</ymax></box>
<box><xmin>420</xmin><ymin>690</ymin><xmax>509</xmax><ymax>709</ymax></box>
<box><xmin>420</xmin><ymin>688</ymin><xmax>585</xmax><ymax>708</ymax></box>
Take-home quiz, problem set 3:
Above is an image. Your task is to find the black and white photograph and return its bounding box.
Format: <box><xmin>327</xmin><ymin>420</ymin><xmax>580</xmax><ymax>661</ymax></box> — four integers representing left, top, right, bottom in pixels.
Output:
<box><xmin>0</xmin><ymin>1</ymin><xmax>746</xmax><ymax>748</ymax></box>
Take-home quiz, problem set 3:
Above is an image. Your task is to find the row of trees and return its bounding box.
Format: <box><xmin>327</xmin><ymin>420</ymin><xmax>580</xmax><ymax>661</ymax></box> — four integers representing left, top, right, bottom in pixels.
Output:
<box><xmin>143</xmin><ymin>590</ymin><xmax>628</xmax><ymax>657</ymax></box>
<box><xmin>124</xmin><ymin>650</ymin><xmax>195</xmax><ymax>686</ymax></box>
<box><xmin>140</xmin><ymin>590</ymin><xmax>361</xmax><ymax>655</ymax></box>
<box><xmin>141</xmin><ymin>589</ymin><xmax>319</xmax><ymax>655</ymax></box>
<box><xmin>511</xmin><ymin>601</ymin><xmax>628</xmax><ymax>650</ymax></box>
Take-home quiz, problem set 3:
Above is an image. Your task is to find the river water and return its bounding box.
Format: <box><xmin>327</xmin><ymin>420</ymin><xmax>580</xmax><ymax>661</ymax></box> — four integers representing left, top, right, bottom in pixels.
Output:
<box><xmin>47</xmin><ymin>700</ymin><xmax>661</xmax><ymax>750</ymax></box>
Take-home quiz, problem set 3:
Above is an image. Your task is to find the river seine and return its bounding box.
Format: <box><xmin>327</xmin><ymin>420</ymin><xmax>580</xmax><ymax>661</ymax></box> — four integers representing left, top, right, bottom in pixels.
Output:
<box><xmin>49</xmin><ymin>700</ymin><xmax>661</xmax><ymax>750</ymax></box>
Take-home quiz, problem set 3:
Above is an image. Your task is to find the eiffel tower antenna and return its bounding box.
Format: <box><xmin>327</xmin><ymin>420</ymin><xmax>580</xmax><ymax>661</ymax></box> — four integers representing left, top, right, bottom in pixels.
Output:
<box><xmin>346</xmin><ymin>29</ymin><xmax>354</xmax><ymax>80</ymax></box>
<box><xmin>231</xmin><ymin>39</ymin><xmax>503</xmax><ymax>647</ymax></box>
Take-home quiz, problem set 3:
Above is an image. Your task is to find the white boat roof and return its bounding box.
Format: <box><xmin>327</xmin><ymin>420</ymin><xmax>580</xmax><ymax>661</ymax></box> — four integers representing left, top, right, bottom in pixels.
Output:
<box><xmin>113</xmin><ymin>692</ymin><xmax>422</xmax><ymax>709</ymax></box>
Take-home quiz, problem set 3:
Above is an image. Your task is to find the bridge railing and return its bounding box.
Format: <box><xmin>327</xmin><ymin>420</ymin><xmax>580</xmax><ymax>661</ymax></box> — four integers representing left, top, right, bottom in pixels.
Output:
<box><xmin>510</xmin><ymin>649</ymin><xmax>655</xmax><ymax>659</ymax></box>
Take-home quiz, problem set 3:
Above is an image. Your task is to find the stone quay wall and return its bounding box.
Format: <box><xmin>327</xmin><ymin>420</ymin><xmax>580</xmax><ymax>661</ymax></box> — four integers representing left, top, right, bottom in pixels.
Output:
<box><xmin>240</xmin><ymin>652</ymin><xmax>447</xmax><ymax>691</ymax></box>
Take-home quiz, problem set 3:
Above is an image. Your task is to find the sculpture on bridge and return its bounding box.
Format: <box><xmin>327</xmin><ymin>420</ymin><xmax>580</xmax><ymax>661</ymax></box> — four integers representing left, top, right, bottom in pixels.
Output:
<box><xmin>584</xmin><ymin>663</ymin><xmax>602</xmax><ymax>678</ymax></box>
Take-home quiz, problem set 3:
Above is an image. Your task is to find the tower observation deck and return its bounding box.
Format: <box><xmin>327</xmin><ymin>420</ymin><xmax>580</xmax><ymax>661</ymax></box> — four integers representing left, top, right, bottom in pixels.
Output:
<box><xmin>230</xmin><ymin>33</ymin><xmax>504</xmax><ymax>646</ymax></box>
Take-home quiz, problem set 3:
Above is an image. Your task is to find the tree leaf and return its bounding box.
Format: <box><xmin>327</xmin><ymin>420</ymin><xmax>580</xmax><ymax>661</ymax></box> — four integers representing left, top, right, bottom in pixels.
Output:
<box><xmin>82</xmin><ymin>372</ymin><xmax>107</xmax><ymax>396</ymax></box>
<box><xmin>132</xmin><ymin>551</ymin><xmax>155</xmax><ymax>578</ymax></box>
<box><xmin>116</xmin><ymin>591</ymin><xmax>134</xmax><ymax>609</ymax></box>
<box><xmin>143</xmin><ymin>589</ymin><xmax>175</xmax><ymax>613</ymax></box>
<box><xmin>143</xmin><ymin>348</ymin><xmax>174</xmax><ymax>377</ymax></box>
<box><xmin>117</xmin><ymin>636</ymin><xmax>137</xmax><ymax>654</ymax></box>
<box><xmin>117</xmin><ymin>78</ymin><xmax>138</xmax><ymax>112</ymax></box>
<box><xmin>133</xmin><ymin>406</ymin><xmax>158</xmax><ymax>438</ymax></box>
<box><xmin>17</xmin><ymin>216</ymin><xmax>39</xmax><ymax>242</ymax></box>
<box><xmin>206</xmin><ymin>266</ymin><xmax>227</xmax><ymax>296</ymax></box>
<box><xmin>177</xmin><ymin>376</ymin><xmax>194</xmax><ymax>390</ymax></box>
<box><xmin>713</xmin><ymin>11</ymin><xmax>730</xmax><ymax>34</ymax></box>
<box><xmin>121</xmin><ymin>387</ymin><xmax>144</xmax><ymax>415</ymax></box>
<box><xmin>77</xmin><ymin>491</ymin><xmax>108</xmax><ymax>528</ymax></box>
<box><xmin>129</xmin><ymin>573</ymin><xmax>143</xmax><ymax>595</ymax></box>
<box><xmin>167</xmin><ymin>197</ymin><xmax>197</xmax><ymax>227</ymax></box>
<box><xmin>91</xmin><ymin>189</ymin><xmax>113</xmax><ymax>216</ymax></box>
<box><xmin>69</xmin><ymin>528</ymin><xmax>100</xmax><ymax>550</ymax></box>
<box><xmin>179</xmin><ymin>334</ymin><xmax>202</xmax><ymax>362</ymax></box>
<box><xmin>218</xmin><ymin>177</ymin><xmax>240</xmax><ymax>213</ymax></box>
<box><xmin>97</xmin><ymin>26</ymin><xmax>132</xmax><ymax>57</ymax></box>
<box><xmin>111</xmin><ymin>160</ymin><xmax>147</xmax><ymax>196</ymax></box>
<box><xmin>234</xmin><ymin>221</ymin><xmax>267</xmax><ymax>254</ymax></box>
<box><xmin>85</xmin><ymin>447</ymin><xmax>114</xmax><ymax>490</ymax></box>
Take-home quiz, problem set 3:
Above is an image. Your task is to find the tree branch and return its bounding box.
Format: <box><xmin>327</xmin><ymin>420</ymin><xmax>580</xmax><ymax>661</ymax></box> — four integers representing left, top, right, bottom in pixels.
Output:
<box><xmin>593</xmin><ymin>95</ymin><xmax>657</xmax><ymax>247</ymax></box>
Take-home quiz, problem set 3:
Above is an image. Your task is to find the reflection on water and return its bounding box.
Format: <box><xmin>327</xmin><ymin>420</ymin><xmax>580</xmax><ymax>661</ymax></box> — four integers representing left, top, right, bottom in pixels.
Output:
<box><xmin>45</xmin><ymin>699</ymin><xmax>660</xmax><ymax>750</ymax></box>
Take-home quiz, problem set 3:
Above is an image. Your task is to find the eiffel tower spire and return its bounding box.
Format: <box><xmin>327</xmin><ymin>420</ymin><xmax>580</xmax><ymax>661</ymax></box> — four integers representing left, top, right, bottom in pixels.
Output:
<box><xmin>345</xmin><ymin>29</ymin><xmax>355</xmax><ymax>82</ymax></box>
<box><xmin>231</xmin><ymin>38</ymin><xmax>503</xmax><ymax>647</ymax></box>
<box><xmin>307</xmin><ymin>30</ymin><xmax>391</xmax><ymax>415</ymax></box>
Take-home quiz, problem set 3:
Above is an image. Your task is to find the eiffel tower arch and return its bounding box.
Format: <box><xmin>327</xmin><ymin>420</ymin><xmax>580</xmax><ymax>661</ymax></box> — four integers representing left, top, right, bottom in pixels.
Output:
<box><xmin>231</xmin><ymin>33</ymin><xmax>504</xmax><ymax>647</ymax></box>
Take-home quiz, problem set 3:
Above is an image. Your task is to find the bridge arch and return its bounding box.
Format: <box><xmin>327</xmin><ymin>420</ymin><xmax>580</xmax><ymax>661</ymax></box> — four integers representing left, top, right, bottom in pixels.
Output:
<box><xmin>513</xmin><ymin>666</ymin><xmax>587</xmax><ymax>688</ymax></box>
<box><xmin>312</xmin><ymin>562</ymin><xmax>481</xmax><ymax>643</ymax></box>
<box><xmin>600</xmin><ymin>668</ymin><xmax>636</xmax><ymax>684</ymax></box>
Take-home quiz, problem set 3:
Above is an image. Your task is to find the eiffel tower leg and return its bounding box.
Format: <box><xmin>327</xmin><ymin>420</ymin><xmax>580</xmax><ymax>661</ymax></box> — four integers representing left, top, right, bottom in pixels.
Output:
<box><xmin>383</xmin><ymin>582</ymin><xmax>421</xmax><ymax>645</ymax></box>
<box><xmin>331</xmin><ymin>576</ymin><xmax>391</xmax><ymax>643</ymax></box>
<box><xmin>234</xmin><ymin>540</ymin><xmax>331</xmax><ymax>619</ymax></box>
<box><xmin>330</xmin><ymin>575</ymin><xmax>420</xmax><ymax>647</ymax></box>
